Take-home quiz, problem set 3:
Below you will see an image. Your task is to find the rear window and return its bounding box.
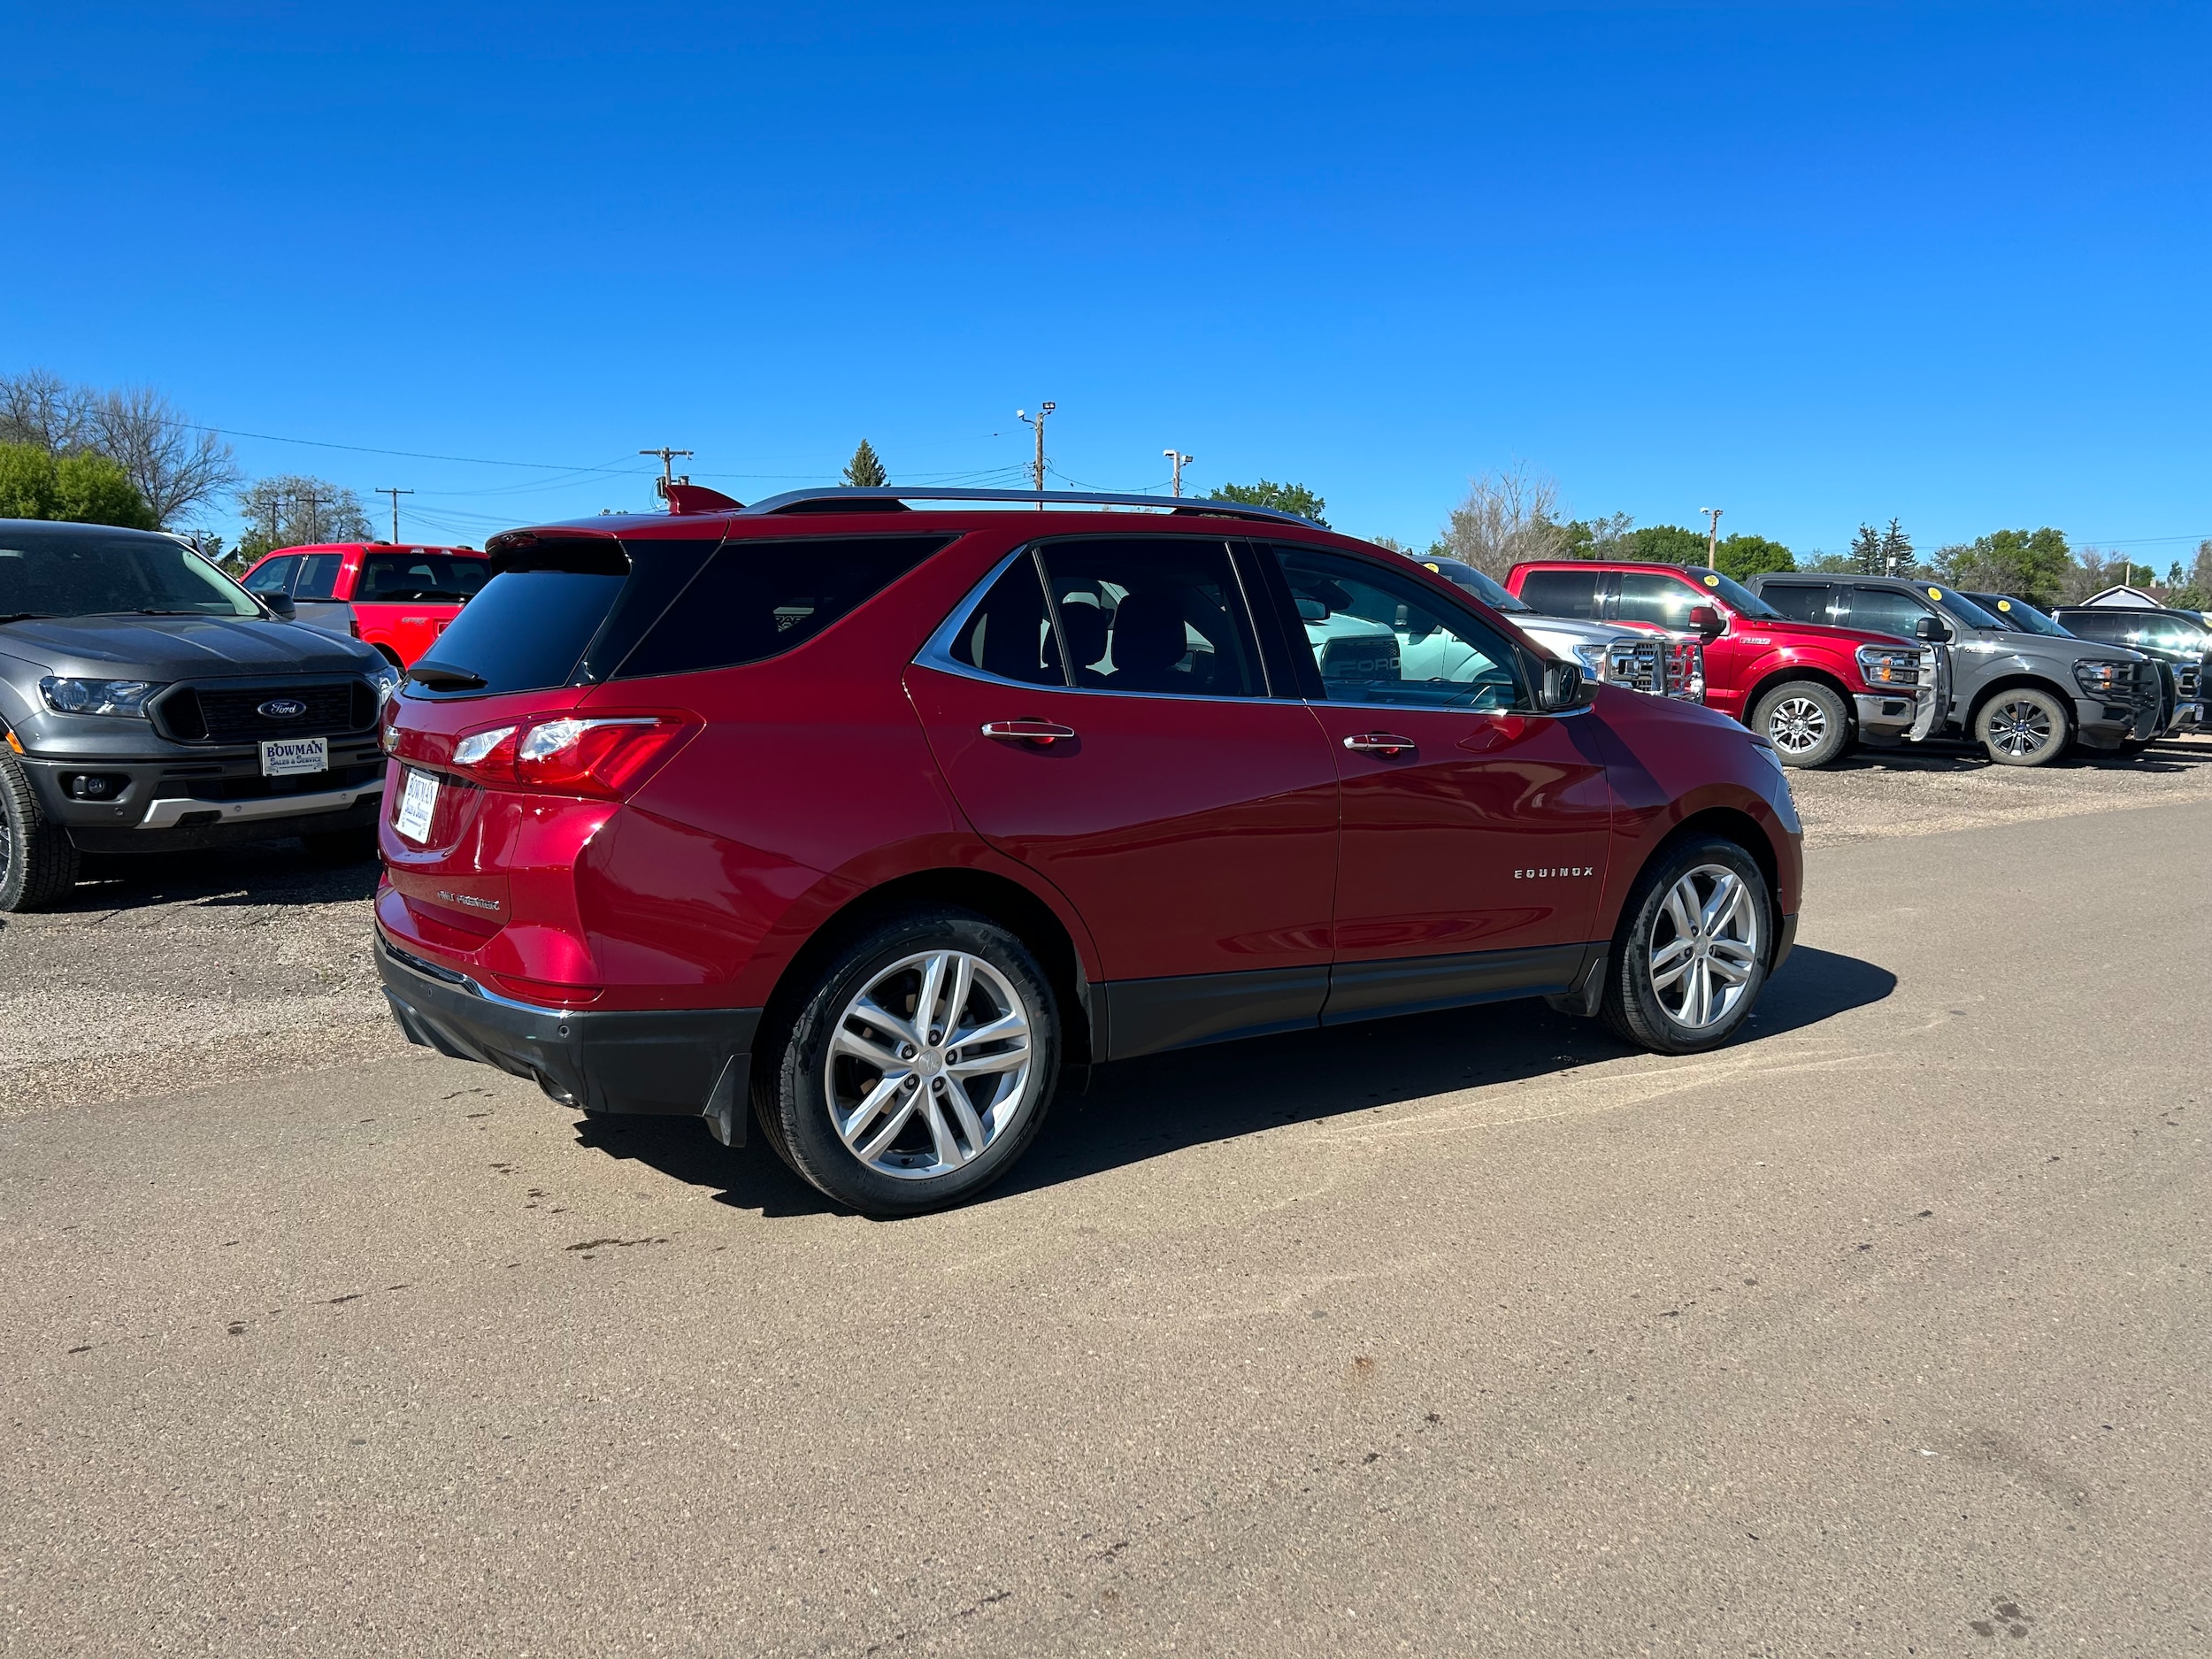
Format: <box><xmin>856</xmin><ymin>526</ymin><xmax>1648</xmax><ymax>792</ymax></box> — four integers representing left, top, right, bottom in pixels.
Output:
<box><xmin>413</xmin><ymin>570</ymin><xmax>630</xmax><ymax>694</ymax></box>
<box><xmin>613</xmin><ymin>535</ymin><xmax>949</xmax><ymax>680</ymax></box>
<box><xmin>357</xmin><ymin>552</ymin><xmax>488</xmax><ymax>603</ymax></box>
<box><xmin>1516</xmin><ymin>568</ymin><xmax>1601</xmax><ymax>618</ymax></box>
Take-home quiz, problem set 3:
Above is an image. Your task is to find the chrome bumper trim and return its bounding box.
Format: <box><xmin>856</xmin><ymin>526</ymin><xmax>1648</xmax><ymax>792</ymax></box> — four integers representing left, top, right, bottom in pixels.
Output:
<box><xmin>138</xmin><ymin>779</ymin><xmax>385</xmax><ymax>829</ymax></box>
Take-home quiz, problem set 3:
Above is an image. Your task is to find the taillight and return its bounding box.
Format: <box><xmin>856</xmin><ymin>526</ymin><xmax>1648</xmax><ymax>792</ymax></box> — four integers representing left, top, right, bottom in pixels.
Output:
<box><xmin>445</xmin><ymin>715</ymin><xmax>689</xmax><ymax>798</ymax></box>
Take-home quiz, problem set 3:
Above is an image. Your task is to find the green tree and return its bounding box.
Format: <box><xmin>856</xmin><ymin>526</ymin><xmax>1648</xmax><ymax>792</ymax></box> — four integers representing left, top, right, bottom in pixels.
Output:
<box><xmin>0</xmin><ymin>441</ymin><xmax>157</xmax><ymax>527</ymax></box>
<box><xmin>1935</xmin><ymin>527</ymin><xmax>2072</xmax><ymax>606</ymax></box>
<box><xmin>1631</xmin><ymin>524</ymin><xmax>1707</xmax><ymax>565</ymax></box>
<box><xmin>1850</xmin><ymin>518</ymin><xmax>1913</xmax><ymax>576</ymax></box>
<box><xmin>2162</xmin><ymin>539</ymin><xmax>2212</xmax><ymax>611</ymax></box>
<box><xmin>1211</xmin><ymin>480</ymin><xmax>1327</xmax><ymax>526</ymax></box>
<box><xmin>1712</xmin><ymin>533</ymin><xmax>1794</xmax><ymax>581</ymax></box>
<box><xmin>842</xmin><ymin>439</ymin><xmax>887</xmax><ymax>488</ymax></box>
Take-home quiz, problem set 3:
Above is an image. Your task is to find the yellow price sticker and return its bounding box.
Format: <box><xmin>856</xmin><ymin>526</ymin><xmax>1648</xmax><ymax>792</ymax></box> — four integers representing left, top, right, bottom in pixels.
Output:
<box><xmin>1927</xmin><ymin>587</ymin><xmax>1943</xmax><ymax>601</ymax></box>
<box><xmin>1703</xmin><ymin>573</ymin><xmax>1720</xmax><ymax>586</ymax></box>
<box><xmin>1997</xmin><ymin>599</ymin><xmax>2012</xmax><ymax>611</ymax></box>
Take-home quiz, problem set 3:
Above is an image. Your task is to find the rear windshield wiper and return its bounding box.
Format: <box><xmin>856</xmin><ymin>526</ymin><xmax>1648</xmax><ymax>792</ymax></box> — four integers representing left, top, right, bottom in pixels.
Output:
<box><xmin>408</xmin><ymin>664</ymin><xmax>488</xmax><ymax>690</ymax></box>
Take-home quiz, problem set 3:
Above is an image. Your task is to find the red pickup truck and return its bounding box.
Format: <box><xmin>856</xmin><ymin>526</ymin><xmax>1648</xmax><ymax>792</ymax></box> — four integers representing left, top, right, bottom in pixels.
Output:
<box><xmin>1505</xmin><ymin>560</ymin><xmax>1945</xmax><ymax>766</ymax></box>
<box><xmin>242</xmin><ymin>542</ymin><xmax>490</xmax><ymax>668</ymax></box>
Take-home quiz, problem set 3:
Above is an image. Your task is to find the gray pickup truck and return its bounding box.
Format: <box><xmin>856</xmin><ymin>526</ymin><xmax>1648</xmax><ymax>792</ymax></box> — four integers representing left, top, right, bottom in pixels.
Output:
<box><xmin>0</xmin><ymin>519</ymin><xmax>401</xmax><ymax>910</ymax></box>
<box><xmin>1748</xmin><ymin>573</ymin><xmax>2160</xmax><ymax>765</ymax></box>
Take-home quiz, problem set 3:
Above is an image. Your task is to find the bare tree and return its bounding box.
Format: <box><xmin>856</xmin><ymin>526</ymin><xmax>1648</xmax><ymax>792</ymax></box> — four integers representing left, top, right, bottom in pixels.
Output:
<box><xmin>1436</xmin><ymin>464</ymin><xmax>1569</xmax><ymax>578</ymax></box>
<box><xmin>0</xmin><ymin>369</ymin><xmax>96</xmax><ymax>453</ymax></box>
<box><xmin>89</xmin><ymin>387</ymin><xmax>239</xmax><ymax>528</ymax></box>
<box><xmin>235</xmin><ymin>473</ymin><xmax>374</xmax><ymax>557</ymax></box>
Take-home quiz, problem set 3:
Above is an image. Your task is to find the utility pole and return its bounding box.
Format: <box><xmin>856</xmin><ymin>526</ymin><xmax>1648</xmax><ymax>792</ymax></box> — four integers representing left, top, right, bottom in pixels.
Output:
<box><xmin>1016</xmin><ymin>403</ymin><xmax>1056</xmax><ymax>506</ymax></box>
<box><xmin>640</xmin><ymin>447</ymin><xmax>694</xmax><ymax>503</ymax></box>
<box><xmin>295</xmin><ymin>489</ymin><xmax>333</xmax><ymax>545</ymax></box>
<box><xmin>375</xmin><ymin>488</ymin><xmax>414</xmax><ymax>545</ymax></box>
<box><xmin>262</xmin><ymin>496</ymin><xmax>280</xmax><ymax>553</ymax></box>
<box><xmin>1164</xmin><ymin>449</ymin><xmax>1193</xmax><ymax>497</ymax></box>
<box><xmin>1701</xmin><ymin>506</ymin><xmax>1724</xmax><ymax>565</ymax></box>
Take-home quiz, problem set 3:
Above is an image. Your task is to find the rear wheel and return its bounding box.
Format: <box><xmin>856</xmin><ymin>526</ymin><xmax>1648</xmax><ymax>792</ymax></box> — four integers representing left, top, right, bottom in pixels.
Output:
<box><xmin>756</xmin><ymin>907</ymin><xmax>1060</xmax><ymax>1217</ymax></box>
<box><xmin>1601</xmin><ymin>836</ymin><xmax>1772</xmax><ymax>1056</ymax></box>
<box><xmin>0</xmin><ymin>743</ymin><xmax>81</xmax><ymax>912</ymax></box>
<box><xmin>1750</xmin><ymin>680</ymin><xmax>1850</xmax><ymax>767</ymax></box>
<box><xmin>1974</xmin><ymin>687</ymin><xmax>2070</xmax><ymax>766</ymax></box>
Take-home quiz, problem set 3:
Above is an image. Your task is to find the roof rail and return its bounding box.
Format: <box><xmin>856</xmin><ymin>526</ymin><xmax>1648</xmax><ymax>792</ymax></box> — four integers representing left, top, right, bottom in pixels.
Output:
<box><xmin>735</xmin><ymin>485</ymin><xmax>1325</xmax><ymax>528</ymax></box>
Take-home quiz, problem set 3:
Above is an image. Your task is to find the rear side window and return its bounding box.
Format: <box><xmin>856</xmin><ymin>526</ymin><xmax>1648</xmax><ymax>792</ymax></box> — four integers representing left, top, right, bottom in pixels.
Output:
<box><xmin>1614</xmin><ymin>572</ymin><xmax>1701</xmax><ymax>626</ymax></box>
<box><xmin>2056</xmin><ymin>611</ymin><xmax>2124</xmax><ymax>642</ymax></box>
<box><xmin>243</xmin><ymin>556</ymin><xmax>298</xmax><ymax>595</ymax></box>
<box><xmin>1517</xmin><ymin>568</ymin><xmax>1601</xmax><ymax>618</ymax></box>
<box><xmin>295</xmin><ymin>553</ymin><xmax>343</xmax><ymax>600</ymax></box>
<box><xmin>357</xmin><ymin>552</ymin><xmax>488</xmax><ymax>602</ymax></box>
<box><xmin>614</xmin><ymin>535</ymin><xmax>949</xmax><ymax>680</ymax></box>
<box><xmin>1037</xmin><ymin>538</ymin><xmax>1264</xmax><ymax>698</ymax></box>
<box><xmin>949</xmin><ymin>556</ymin><xmax>1062</xmax><ymax>687</ymax></box>
<box><xmin>1758</xmin><ymin>582</ymin><xmax>1833</xmax><ymax>624</ymax></box>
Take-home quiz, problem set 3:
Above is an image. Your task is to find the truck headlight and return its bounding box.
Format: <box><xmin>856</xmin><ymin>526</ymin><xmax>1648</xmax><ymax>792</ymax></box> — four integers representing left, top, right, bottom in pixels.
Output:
<box><xmin>1855</xmin><ymin>645</ymin><xmax>1920</xmax><ymax>688</ymax></box>
<box><xmin>39</xmin><ymin>677</ymin><xmax>165</xmax><ymax>718</ymax></box>
<box><xmin>2072</xmin><ymin>659</ymin><xmax>2133</xmax><ymax>697</ymax></box>
<box><xmin>1571</xmin><ymin>642</ymin><xmax>1610</xmax><ymax>682</ymax></box>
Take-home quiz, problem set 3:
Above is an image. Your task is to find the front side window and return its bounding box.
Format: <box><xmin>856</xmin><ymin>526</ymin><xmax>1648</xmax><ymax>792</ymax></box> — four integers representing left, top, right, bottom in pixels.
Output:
<box><xmin>1271</xmin><ymin>545</ymin><xmax>1523</xmax><ymax>710</ymax></box>
<box><xmin>1036</xmin><ymin>538</ymin><xmax>1264</xmax><ymax>698</ymax></box>
<box><xmin>614</xmin><ymin>535</ymin><xmax>949</xmax><ymax>680</ymax></box>
<box><xmin>243</xmin><ymin>556</ymin><xmax>298</xmax><ymax>595</ymax></box>
<box><xmin>294</xmin><ymin>553</ymin><xmax>344</xmax><ymax>600</ymax></box>
<box><xmin>1844</xmin><ymin>588</ymin><xmax>1932</xmax><ymax>641</ymax></box>
<box><xmin>1615</xmin><ymin>572</ymin><xmax>1705</xmax><ymax>628</ymax></box>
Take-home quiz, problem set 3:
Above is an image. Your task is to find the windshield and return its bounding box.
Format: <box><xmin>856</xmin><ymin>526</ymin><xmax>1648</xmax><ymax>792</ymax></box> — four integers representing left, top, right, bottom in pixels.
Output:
<box><xmin>1967</xmin><ymin>594</ymin><xmax>2073</xmax><ymax>637</ymax></box>
<box><xmin>1682</xmin><ymin>567</ymin><xmax>1784</xmax><ymax>619</ymax></box>
<box><xmin>1420</xmin><ymin>557</ymin><xmax>1531</xmax><ymax>611</ymax></box>
<box><xmin>1908</xmin><ymin>583</ymin><xmax>2007</xmax><ymax>630</ymax></box>
<box><xmin>0</xmin><ymin>526</ymin><xmax>259</xmax><ymax>620</ymax></box>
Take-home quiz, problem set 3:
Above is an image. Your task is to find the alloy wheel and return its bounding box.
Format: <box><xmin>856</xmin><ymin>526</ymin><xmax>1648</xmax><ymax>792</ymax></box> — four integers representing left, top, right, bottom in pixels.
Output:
<box><xmin>825</xmin><ymin>949</ymin><xmax>1035</xmax><ymax>1180</ymax></box>
<box><xmin>1986</xmin><ymin>697</ymin><xmax>2054</xmax><ymax>758</ymax></box>
<box><xmin>1647</xmin><ymin>864</ymin><xmax>1762</xmax><ymax>1031</ymax></box>
<box><xmin>1765</xmin><ymin>696</ymin><xmax>1829</xmax><ymax>757</ymax></box>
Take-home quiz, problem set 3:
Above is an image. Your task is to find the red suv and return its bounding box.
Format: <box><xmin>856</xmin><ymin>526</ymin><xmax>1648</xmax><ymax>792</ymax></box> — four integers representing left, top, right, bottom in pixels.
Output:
<box><xmin>242</xmin><ymin>542</ymin><xmax>489</xmax><ymax>667</ymax></box>
<box><xmin>1506</xmin><ymin>560</ymin><xmax>1944</xmax><ymax>766</ymax></box>
<box><xmin>374</xmin><ymin>491</ymin><xmax>1803</xmax><ymax>1216</ymax></box>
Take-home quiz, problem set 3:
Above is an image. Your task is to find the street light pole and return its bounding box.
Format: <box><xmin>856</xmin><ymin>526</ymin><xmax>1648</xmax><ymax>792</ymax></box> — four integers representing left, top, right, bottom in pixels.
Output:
<box><xmin>1164</xmin><ymin>449</ymin><xmax>1192</xmax><ymax>497</ymax></box>
<box><xmin>1017</xmin><ymin>403</ymin><xmax>1056</xmax><ymax>508</ymax></box>
<box><xmin>1701</xmin><ymin>506</ymin><xmax>1724</xmax><ymax>565</ymax></box>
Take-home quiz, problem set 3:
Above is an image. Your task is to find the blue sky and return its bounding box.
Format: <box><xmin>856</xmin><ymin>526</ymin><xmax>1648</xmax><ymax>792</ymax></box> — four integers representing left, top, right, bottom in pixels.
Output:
<box><xmin>4</xmin><ymin>3</ymin><xmax>2206</xmax><ymax>563</ymax></box>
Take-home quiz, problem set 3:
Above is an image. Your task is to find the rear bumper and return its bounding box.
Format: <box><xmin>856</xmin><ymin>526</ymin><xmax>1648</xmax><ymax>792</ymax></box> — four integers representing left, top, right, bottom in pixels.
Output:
<box><xmin>374</xmin><ymin>936</ymin><xmax>758</xmax><ymax>1139</ymax></box>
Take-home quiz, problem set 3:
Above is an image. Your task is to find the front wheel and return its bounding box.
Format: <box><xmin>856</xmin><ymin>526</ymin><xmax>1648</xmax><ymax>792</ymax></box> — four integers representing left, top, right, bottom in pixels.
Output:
<box><xmin>1750</xmin><ymin>680</ymin><xmax>1850</xmax><ymax>767</ymax></box>
<box><xmin>1601</xmin><ymin>837</ymin><xmax>1773</xmax><ymax>1055</ymax></box>
<box><xmin>0</xmin><ymin>744</ymin><xmax>81</xmax><ymax>912</ymax></box>
<box><xmin>757</xmin><ymin>907</ymin><xmax>1060</xmax><ymax>1217</ymax></box>
<box><xmin>1974</xmin><ymin>687</ymin><xmax>2070</xmax><ymax>766</ymax></box>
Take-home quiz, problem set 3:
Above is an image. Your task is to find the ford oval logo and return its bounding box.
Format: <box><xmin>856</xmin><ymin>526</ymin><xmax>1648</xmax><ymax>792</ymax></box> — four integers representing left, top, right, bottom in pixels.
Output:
<box><xmin>258</xmin><ymin>698</ymin><xmax>308</xmax><ymax>719</ymax></box>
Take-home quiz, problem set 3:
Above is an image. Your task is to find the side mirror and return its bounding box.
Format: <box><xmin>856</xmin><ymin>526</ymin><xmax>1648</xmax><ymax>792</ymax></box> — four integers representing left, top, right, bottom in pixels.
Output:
<box><xmin>1913</xmin><ymin>614</ymin><xmax>1949</xmax><ymax>642</ymax></box>
<box><xmin>1535</xmin><ymin>658</ymin><xmax>1595</xmax><ymax>712</ymax></box>
<box><xmin>264</xmin><ymin>593</ymin><xmax>296</xmax><ymax>620</ymax></box>
<box><xmin>1687</xmin><ymin>605</ymin><xmax>1724</xmax><ymax>636</ymax></box>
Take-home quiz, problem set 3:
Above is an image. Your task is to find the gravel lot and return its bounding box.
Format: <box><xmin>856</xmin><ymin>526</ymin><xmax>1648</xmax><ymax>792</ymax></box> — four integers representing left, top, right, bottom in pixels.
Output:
<box><xmin>4</xmin><ymin>731</ymin><xmax>2208</xmax><ymax>1118</ymax></box>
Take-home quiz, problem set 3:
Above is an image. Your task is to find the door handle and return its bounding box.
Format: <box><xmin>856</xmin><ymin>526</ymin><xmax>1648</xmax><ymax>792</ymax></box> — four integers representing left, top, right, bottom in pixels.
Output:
<box><xmin>982</xmin><ymin>718</ymin><xmax>1078</xmax><ymax>747</ymax></box>
<box><xmin>1342</xmin><ymin>732</ymin><xmax>1417</xmax><ymax>757</ymax></box>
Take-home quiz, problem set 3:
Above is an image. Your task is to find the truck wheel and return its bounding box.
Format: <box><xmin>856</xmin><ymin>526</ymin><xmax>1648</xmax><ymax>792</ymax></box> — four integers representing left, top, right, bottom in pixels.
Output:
<box><xmin>1974</xmin><ymin>687</ymin><xmax>2070</xmax><ymax>766</ymax></box>
<box><xmin>0</xmin><ymin>744</ymin><xmax>81</xmax><ymax>912</ymax></box>
<box><xmin>757</xmin><ymin>907</ymin><xmax>1060</xmax><ymax>1217</ymax></box>
<box><xmin>1601</xmin><ymin>835</ymin><xmax>1771</xmax><ymax>1056</ymax></box>
<box><xmin>1750</xmin><ymin>681</ymin><xmax>1849</xmax><ymax>767</ymax></box>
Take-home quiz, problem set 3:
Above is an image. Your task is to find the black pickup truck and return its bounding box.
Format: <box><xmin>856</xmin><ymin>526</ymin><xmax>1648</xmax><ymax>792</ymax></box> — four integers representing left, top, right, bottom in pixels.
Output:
<box><xmin>0</xmin><ymin>518</ymin><xmax>401</xmax><ymax>910</ymax></box>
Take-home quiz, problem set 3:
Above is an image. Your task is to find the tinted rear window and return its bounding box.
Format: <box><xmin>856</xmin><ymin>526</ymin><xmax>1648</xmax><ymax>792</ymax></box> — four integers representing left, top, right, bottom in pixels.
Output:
<box><xmin>612</xmin><ymin>535</ymin><xmax>949</xmax><ymax>680</ymax></box>
<box><xmin>413</xmin><ymin>571</ymin><xmax>628</xmax><ymax>694</ymax></box>
<box><xmin>358</xmin><ymin>552</ymin><xmax>488</xmax><ymax>602</ymax></box>
<box><xmin>1517</xmin><ymin>568</ymin><xmax>1601</xmax><ymax>618</ymax></box>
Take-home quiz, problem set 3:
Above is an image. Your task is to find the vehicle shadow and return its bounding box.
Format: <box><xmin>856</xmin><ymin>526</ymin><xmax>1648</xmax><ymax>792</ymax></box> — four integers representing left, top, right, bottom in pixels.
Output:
<box><xmin>1835</xmin><ymin>732</ymin><xmax>2211</xmax><ymax>775</ymax></box>
<box><xmin>48</xmin><ymin>841</ymin><xmax>382</xmax><ymax>913</ymax></box>
<box><xmin>580</xmin><ymin>944</ymin><xmax>1897</xmax><ymax>1220</ymax></box>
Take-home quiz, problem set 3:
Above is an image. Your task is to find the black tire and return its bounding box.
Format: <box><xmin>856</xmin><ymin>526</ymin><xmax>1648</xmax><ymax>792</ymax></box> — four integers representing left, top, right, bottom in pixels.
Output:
<box><xmin>0</xmin><ymin>742</ymin><xmax>81</xmax><ymax>912</ymax></box>
<box><xmin>1973</xmin><ymin>686</ymin><xmax>2070</xmax><ymax>766</ymax></box>
<box><xmin>756</xmin><ymin>906</ymin><xmax>1061</xmax><ymax>1217</ymax></box>
<box><xmin>301</xmin><ymin>826</ymin><xmax>380</xmax><ymax>864</ymax></box>
<box><xmin>1749</xmin><ymin>680</ymin><xmax>1851</xmax><ymax>768</ymax></box>
<box><xmin>1601</xmin><ymin>835</ymin><xmax>1773</xmax><ymax>1056</ymax></box>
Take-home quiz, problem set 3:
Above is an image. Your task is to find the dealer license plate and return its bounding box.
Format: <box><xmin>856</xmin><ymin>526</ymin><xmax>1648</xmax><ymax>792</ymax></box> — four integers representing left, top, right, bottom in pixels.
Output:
<box><xmin>259</xmin><ymin>735</ymin><xmax>327</xmax><ymax>777</ymax></box>
<box><xmin>395</xmin><ymin>768</ymin><xmax>439</xmax><ymax>843</ymax></box>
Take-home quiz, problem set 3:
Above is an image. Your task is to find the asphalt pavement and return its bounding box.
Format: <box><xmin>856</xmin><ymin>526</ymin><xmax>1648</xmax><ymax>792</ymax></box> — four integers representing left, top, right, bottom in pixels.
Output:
<box><xmin>1</xmin><ymin>782</ymin><xmax>2207</xmax><ymax>1655</ymax></box>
